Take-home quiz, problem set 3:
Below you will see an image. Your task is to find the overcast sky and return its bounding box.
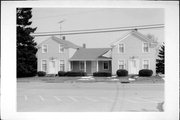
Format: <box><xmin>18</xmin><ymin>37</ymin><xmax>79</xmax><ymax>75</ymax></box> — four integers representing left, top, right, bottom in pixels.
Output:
<box><xmin>31</xmin><ymin>8</ymin><xmax>164</xmax><ymax>48</ymax></box>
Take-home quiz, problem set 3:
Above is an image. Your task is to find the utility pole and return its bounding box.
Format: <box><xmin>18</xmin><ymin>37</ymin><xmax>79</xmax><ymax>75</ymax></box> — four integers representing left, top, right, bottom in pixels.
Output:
<box><xmin>58</xmin><ymin>19</ymin><xmax>65</xmax><ymax>39</ymax></box>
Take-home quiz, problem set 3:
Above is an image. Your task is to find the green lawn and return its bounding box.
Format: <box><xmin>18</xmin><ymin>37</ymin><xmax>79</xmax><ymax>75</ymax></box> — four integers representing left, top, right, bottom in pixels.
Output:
<box><xmin>17</xmin><ymin>76</ymin><xmax>164</xmax><ymax>84</ymax></box>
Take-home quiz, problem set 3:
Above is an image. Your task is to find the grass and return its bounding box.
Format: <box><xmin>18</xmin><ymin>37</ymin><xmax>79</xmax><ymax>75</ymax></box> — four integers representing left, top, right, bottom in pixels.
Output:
<box><xmin>17</xmin><ymin>75</ymin><xmax>164</xmax><ymax>84</ymax></box>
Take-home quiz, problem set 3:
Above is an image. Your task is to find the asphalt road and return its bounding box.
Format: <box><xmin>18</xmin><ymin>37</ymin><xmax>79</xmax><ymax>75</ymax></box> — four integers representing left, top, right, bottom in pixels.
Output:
<box><xmin>17</xmin><ymin>81</ymin><xmax>164</xmax><ymax>112</ymax></box>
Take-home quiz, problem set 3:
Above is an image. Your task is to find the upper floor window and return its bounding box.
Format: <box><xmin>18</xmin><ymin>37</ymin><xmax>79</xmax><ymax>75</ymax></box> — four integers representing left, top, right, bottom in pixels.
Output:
<box><xmin>59</xmin><ymin>60</ymin><xmax>65</xmax><ymax>71</ymax></box>
<box><xmin>119</xmin><ymin>60</ymin><xmax>125</xmax><ymax>69</ymax></box>
<box><xmin>103</xmin><ymin>61</ymin><xmax>109</xmax><ymax>70</ymax></box>
<box><xmin>42</xmin><ymin>44</ymin><xmax>48</xmax><ymax>53</ymax></box>
<box><xmin>118</xmin><ymin>43</ymin><xmax>124</xmax><ymax>53</ymax></box>
<box><xmin>143</xmin><ymin>60</ymin><xmax>149</xmax><ymax>69</ymax></box>
<box><xmin>59</xmin><ymin>44</ymin><xmax>64</xmax><ymax>53</ymax></box>
<box><xmin>143</xmin><ymin>43</ymin><xmax>149</xmax><ymax>53</ymax></box>
<box><xmin>41</xmin><ymin>60</ymin><xmax>47</xmax><ymax>72</ymax></box>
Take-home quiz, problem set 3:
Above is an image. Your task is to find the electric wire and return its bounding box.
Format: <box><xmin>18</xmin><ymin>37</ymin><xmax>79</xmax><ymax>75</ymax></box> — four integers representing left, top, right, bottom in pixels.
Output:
<box><xmin>32</xmin><ymin>24</ymin><xmax>164</xmax><ymax>37</ymax></box>
<box><xmin>34</xmin><ymin>24</ymin><xmax>164</xmax><ymax>34</ymax></box>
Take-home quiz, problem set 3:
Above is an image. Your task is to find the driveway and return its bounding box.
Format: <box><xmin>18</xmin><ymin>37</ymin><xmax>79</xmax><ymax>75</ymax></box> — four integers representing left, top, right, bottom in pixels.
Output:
<box><xmin>17</xmin><ymin>78</ymin><xmax>164</xmax><ymax>112</ymax></box>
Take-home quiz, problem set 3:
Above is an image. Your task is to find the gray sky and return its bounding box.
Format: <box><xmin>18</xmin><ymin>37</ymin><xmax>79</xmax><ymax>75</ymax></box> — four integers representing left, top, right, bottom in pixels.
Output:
<box><xmin>31</xmin><ymin>8</ymin><xmax>164</xmax><ymax>48</ymax></box>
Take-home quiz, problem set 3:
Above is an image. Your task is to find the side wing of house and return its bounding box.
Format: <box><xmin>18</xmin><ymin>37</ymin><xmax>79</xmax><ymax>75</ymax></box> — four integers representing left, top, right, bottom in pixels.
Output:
<box><xmin>69</xmin><ymin>48</ymin><xmax>112</xmax><ymax>75</ymax></box>
<box><xmin>36</xmin><ymin>37</ymin><xmax>80</xmax><ymax>74</ymax></box>
<box><xmin>111</xmin><ymin>31</ymin><xmax>158</xmax><ymax>75</ymax></box>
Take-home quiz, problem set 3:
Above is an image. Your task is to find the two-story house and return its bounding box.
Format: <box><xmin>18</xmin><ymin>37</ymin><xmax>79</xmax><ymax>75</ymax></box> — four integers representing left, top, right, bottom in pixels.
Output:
<box><xmin>36</xmin><ymin>36</ymin><xmax>81</xmax><ymax>74</ymax></box>
<box><xmin>110</xmin><ymin>30</ymin><xmax>158</xmax><ymax>75</ymax></box>
<box><xmin>37</xmin><ymin>30</ymin><xmax>158</xmax><ymax>75</ymax></box>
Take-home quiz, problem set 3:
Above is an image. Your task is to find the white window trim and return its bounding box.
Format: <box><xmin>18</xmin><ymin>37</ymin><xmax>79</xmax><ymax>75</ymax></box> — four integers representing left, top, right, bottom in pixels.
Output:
<box><xmin>59</xmin><ymin>44</ymin><xmax>64</xmax><ymax>53</ymax></box>
<box><xmin>41</xmin><ymin>59</ymin><xmax>48</xmax><ymax>72</ymax></box>
<box><xmin>118</xmin><ymin>43</ymin><xmax>125</xmax><ymax>54</ymax></box>
<box><xmin>142</xmin><ymin>59</ymin><xmax>150</xmax><ymax>69</ymax></box>
<box><xmin>142</xmin><ymin>42</ymin><xmax>149</xmax><ymax>53</ymax></box>
<box><xmin>59</xmin><ymin>59</ymin><xmax>65</xmax><ymax>71</ymax></box>
<box><xmin>42</xmin><ymin>44</ymin><xmax>48</xmax><ymax>53</ymax></box>
<box><xmin>103</xmin><ymin>61</ymin><xmax>109</xmax><ymax>70</ymax></box>
<box><xmin>118</xmin><ymin>59</ymin><xmax>126</xmax><ymax>69</ymax></box>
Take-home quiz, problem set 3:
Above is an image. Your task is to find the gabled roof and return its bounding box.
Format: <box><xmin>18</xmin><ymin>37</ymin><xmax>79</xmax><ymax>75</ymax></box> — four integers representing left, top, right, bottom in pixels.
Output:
<box><xmin>110</xmin><ymin>30</ymin><xmax>158</xmax><ymax>47</ymax></box>
<box><xmin>70</xmin><ymin>48</ymin><xmax>111</xmax><ymax>61</ymax></box>
<box><xmin>37</xmin><ymin>36</ymin><xmax>81</xmax><ymax>49</ymax></box>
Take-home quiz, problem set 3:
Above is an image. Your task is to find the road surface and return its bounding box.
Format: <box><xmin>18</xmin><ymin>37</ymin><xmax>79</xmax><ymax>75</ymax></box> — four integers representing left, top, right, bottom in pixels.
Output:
<box><xmin>17</xmin><ymin>81</ymin><xmax>164</xmax><ymax>112</ymax></box>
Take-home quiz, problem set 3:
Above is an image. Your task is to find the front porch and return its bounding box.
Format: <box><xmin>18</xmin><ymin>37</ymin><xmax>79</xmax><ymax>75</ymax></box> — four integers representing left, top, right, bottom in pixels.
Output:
<box><xmin>70</xmin><ymin>60</ymin><xmax>112</xmax><ymax>75</ymax></box>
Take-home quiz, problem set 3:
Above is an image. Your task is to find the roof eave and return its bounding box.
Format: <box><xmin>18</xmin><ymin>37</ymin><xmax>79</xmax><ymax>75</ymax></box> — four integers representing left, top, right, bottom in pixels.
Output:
<box><xmin>69</xmin><ymin>58</ymin><xmax>112</xmax><ymax>61</ymax></box>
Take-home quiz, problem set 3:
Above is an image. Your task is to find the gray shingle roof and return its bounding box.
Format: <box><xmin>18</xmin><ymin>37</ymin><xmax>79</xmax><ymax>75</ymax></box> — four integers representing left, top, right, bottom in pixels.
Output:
<box><xmin>110</xmin><ymin>30</ymin><xmax>158</xmax><ymax>47</ymax></box>
<box><xmin>70</xmin><ymin>48</ymin><xmax>111</xmax><ymax>61</ymax></box>
<box><xmin>38</xmin><ymin>36</ymin><xmax>81</xmax><ymax>49</ymax></box>
<box><xmin>51</xmin><ymin>36</ymin><xmax>81</xmax><ymax>49</ymax></box>
<box><xmin>132</xmin><ymin>30</ymin><xmax>157</xmax><ymax>43</ymax></box>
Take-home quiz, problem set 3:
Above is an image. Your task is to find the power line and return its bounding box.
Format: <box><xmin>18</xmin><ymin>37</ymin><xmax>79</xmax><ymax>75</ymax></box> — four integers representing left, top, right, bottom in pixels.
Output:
<box><xmin>32</xmin><ymin>24</ymin><xmax>164</xmax><ymax>37</ymax></box>
<box><xmin>34</xmin><ymin>24</ymin><xmax>164</xmax><ymax>34</ymax></box>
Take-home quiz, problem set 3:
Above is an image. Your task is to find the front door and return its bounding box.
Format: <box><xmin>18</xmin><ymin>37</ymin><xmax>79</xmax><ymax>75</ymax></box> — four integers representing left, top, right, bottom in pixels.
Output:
<box><xmin>91</xmin><ymin>61</ymin><xmax>97</xmax><ymax>74</ymax></box>
<box><xmin>49</xmin><ymin>60</ymin><xmax>56</xmax><ymax>74</ymax></box>
<box><xmin>128</xmin><ymin>59</ymin><xmax>139</xmax><ymax>74</ymax></box>
<box><xmin>86</xmin><ymin>61</ymin><xmax>91</xmax><ymax>75</ymax></box>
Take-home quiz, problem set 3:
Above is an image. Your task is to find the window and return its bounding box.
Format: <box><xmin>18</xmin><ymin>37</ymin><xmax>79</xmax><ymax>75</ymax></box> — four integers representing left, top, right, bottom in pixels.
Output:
<box><xmin>59</xmin><ymin>60</ymin><xmax>65</xmax><ymax>71</ymax></box>
<box><xmin>143</xmin><ymin>60</ymin><xmax>149</xmax><ymax>69</ymax></box>
<box><xmin>80</xmin><ymin>61</ymin><xmax>84</xmax><ymax>71</ymax></box>
<box><xmin>119</xmin><ymin>44</ymin><xmax>124</xmax><ymax>53</ymax></box>
<box><xmin>42</xmin><ymin>44</ymin><xmax>48</xmax><ymax>53</ymax></box>
<box><xmin>42</xmin><ymin>60</ymin><xmax>47</xmax><ymax>72</ymax></box>
<box><xmin>119</xmin><ymin>60</ymin><xmax>125</xmax><ymax>69</ymax></box>
<box><xmin>59</xmin><ymin>44</ymin><xmax>64</xmax><ymax>53</ymax></box>
<box><xmin>143</xmin><ymin>43</ymin><xmax>149</xmax><ymax>53</ymax></box>
<box><xmin>103</xmin><ymin>61</ymin><xmax>109</xmax><ymax>70</ymax></box>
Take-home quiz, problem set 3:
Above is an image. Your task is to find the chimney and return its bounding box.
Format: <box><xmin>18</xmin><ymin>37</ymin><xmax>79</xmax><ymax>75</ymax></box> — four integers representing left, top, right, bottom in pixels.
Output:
<box><xmin>83</xmin><ymin>43</ymin><xmax>86</xmax><ymax>48</ymax></box>
<box><xmin>134</xmin><ymin>28</ymin><xmax>138</xmax><ymax>31</ymax></box>
<box><xmin>62</xmin><ymin>36</ymin><xmax>66</xmax><ymax>40</ymax></box>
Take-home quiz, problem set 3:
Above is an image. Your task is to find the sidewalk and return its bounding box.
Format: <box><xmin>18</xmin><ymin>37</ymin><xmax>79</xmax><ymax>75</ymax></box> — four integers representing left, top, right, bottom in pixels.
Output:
<box><xmin>17</xmin><ymin>76</ymin><xmax>164</xmax><ymax>84</ymax></box>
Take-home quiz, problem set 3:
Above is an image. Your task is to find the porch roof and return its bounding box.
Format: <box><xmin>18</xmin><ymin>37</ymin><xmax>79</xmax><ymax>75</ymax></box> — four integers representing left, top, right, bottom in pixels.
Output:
<box><xmin>70</xmin><ymin>48</ymin><xmax>112</xmax><ymax>61</ymax></box>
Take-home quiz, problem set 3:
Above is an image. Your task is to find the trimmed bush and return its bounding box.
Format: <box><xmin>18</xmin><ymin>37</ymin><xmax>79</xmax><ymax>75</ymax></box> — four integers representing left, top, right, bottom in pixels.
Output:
<box><xmin>139</xmin><ymin>69</ymin><xmax>153</xmax><ymax>77</ymax></box>
<box><xmin>37</xmin><ymin>71</ymin><xmax>46</xmax><ymax>77</ymax></box>
<box><xmin>93</xmin><ymin>72</ymin><xmax>111</xmax><ymax>77</ymax></box>
<box><xmin>66</xmin><ymin>71</ymin><xmax>87</xmax><ymax>76</ymax></box>
<box><xmin>58</xmin><ymin>71</ymin><xmax>66</xmax><ymax>76</ymax></box>
<box><xmin>116</xmin><ymin>69</ymin><xmax>128</xmax><ymax>77</ymax></box>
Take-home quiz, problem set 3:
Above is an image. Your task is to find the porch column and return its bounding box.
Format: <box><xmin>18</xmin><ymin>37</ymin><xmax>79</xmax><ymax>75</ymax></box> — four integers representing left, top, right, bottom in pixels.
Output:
<box><xmin>84</xmin><ymin>61</ymin><xmax>86</xmax><ymax>72</ymax></box>
<box><xmin>96</xmin><ymin>60</ymin><xmax>99</xmax><ymax>72</ymax></box>
<box><xmin>69</xmin><ymin>61</ymin><xmax>71</xmax><ymax>71</ymax></box>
